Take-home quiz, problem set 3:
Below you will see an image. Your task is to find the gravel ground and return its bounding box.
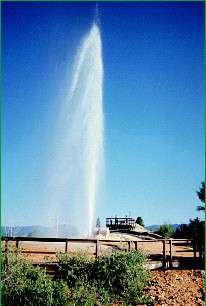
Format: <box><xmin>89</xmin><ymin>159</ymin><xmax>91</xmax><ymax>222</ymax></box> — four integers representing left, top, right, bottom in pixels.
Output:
<box><xmin>144</xmin><ymin>269</ymin><xmax>204</xmax><ymax>306</ymax></box>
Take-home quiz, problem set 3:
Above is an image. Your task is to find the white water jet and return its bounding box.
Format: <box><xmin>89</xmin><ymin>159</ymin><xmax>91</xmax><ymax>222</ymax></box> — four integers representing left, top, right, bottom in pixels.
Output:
<box><xmin>45</xmin><ymin>20</ymin><xmax>104</xmax><ymax>237</ymax></box>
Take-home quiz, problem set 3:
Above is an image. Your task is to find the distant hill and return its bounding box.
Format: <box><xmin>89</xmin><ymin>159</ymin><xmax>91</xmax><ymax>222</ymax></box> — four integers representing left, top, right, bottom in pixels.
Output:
<box><xmin>146</xmin><ymin>224</ymin><xmax>180</xmax><ymax>232</ymax></box>
<box><xmin>2</xmin><ymin>224</ymin><xmax>79</xmax><ymax>238</ymax></box>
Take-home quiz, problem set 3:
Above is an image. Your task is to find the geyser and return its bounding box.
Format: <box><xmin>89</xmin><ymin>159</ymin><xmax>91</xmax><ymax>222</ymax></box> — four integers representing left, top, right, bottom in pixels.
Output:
<box><xmin>45</xmin><ymin>20</ymin><xmax>104</xmax><ymax>237</ymax></box>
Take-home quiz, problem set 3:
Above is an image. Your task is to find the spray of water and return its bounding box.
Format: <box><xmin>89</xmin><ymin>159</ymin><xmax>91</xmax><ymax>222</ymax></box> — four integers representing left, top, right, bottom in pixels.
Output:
<box><xmin>45</xmin><ymin>20</ymin><xmax>104</xmax><ymax>237</ymax></box>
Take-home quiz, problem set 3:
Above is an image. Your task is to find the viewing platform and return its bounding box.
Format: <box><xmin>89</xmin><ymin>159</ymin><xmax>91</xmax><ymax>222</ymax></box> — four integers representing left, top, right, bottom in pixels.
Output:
<box><xmin>106</xmin><ymin>217</ymin><xmax>136</xmax><ymax>230</ymax></box>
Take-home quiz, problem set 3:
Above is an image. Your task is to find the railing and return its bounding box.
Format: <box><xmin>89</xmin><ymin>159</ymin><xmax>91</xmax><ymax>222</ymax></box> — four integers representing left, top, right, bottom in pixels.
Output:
<box><xmin>1</xmin><ymin>236</ymin><xmax>202</xmax><ymax>268</ymax></box>
<box><xmin>106</xmin><ymin>218</ymin><xmax>136</xmax><ymax>230</ymax></box>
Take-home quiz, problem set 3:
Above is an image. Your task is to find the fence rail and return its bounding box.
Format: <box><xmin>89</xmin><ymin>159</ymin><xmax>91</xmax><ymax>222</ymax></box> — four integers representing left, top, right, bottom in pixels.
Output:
<box><xmin>1</xmin><ymin>236</ymin><xmax>202</xmax><ymax>268</ymax></box>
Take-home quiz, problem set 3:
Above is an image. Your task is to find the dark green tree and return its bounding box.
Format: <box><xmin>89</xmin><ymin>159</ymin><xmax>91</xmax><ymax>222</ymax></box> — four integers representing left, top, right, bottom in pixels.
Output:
<box><xmin>174</xmin><ymin>218</ymin><xmax>204</xmax><ymax>253</ymax></box>
<box><xmin>155</xmin><ymin>224</ymin><xmax>174</xmax><ymax>238</ymax></box>
<box><xmin>197</xmin><ymin>181</ymin><xmax>205</xmax><ymax>211</ymax></box>
<box><xmin>174</xmin><ymin>218</ymin><xmax>204</xmax><ymax>239</ymax></box>
<box><xmin>135</xmin><ymin>217</ymin><xmax>144</xmax><ymax>227</ymax></box>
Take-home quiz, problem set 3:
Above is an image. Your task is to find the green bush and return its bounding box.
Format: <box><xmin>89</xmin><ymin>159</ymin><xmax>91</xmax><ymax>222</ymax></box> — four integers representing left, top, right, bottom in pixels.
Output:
<box><xmin>56</xmin><ymin>252</ymin><xmax>94</xmax><ymax>288</ymax></box>
<box><xmin>2</xmin><ymin>250</ymin><xmax>151</xmax><ymax>305</ymax></box>
<box><xmin>57</xmin><ymin>250</ymin><xmax>151</xmax><ymax>305</ymax></box>
<box><xmin>67</xmin><ymin>285</ymin><xmax>98</xmax><ymax>306</ymax></box>
<box><xmin>155</xmin><ymin>224</ymin><xmax>174</xmax><ymax>238</ymax></box>
<box><xmin>2</xmin><ymin>253</ymin><xmax>68</xmax><ymax>306</ymax></box>
<box><xmin>93</xmin><ymin>251</ymin><xmax>150</xmax><ymax>304</ymax></box>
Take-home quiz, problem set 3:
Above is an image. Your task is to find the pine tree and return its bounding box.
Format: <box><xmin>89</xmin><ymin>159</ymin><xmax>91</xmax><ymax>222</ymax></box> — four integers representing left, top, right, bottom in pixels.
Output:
<box><xmin>197</xmin><ymin>181</ymin><xmax>205</xmax><ymax>211</ymax></box>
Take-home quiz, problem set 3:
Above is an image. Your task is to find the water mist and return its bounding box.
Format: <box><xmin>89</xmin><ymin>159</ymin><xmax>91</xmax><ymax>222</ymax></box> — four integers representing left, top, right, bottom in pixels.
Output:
<box><xmin>45</xmin><ymin>20</ymin><xmax>104</xmax><ymax>237</ymax></box>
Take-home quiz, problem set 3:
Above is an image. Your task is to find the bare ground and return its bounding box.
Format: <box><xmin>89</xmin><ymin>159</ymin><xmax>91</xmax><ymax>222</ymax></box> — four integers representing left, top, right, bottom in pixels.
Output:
<box><xmin>144</xmin><ymin>269</ymin><xmax>204</xmax><ymax>306</ymax></box>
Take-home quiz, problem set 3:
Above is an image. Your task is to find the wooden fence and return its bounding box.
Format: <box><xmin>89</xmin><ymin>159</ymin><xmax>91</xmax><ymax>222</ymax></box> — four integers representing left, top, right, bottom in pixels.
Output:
<box><xmin>1</xmin><ymin>236</ymin><xmax>203</xmax><ymax>268</ymax></box>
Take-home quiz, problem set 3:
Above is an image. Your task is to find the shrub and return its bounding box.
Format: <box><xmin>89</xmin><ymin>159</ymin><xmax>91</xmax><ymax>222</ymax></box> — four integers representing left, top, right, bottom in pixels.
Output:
<box><xmin>67</xmin><ymin>285</ymin><xmax>98</xmax><ymax>306</ymax></box>
<box><xmin>56</xmin><ymin>252</ymin><xmax>94</xmax><ymax>288</ymax></box>
<box><xmin>155</xmin><ymin>224</ymin><xmax>174</xmax><ymax>238</ymax></box>
<box><xmin>2</xmin><ymin>250</ymin><xmax>151</xmax><ymax>305</ymax></box>
<box><xmin>2</xmin><ymin>253</ymin><xmax>68</xmax><ymax>306</ymax></box>
<box><xmin>57</xmin><ymin>250</ymin><xmax>151</xmax><ymax>305</ymax></box>
<box><xmin>93</xmin><ymin>251</ymin><xmax>150</xmax><ymax>304</ymax></box>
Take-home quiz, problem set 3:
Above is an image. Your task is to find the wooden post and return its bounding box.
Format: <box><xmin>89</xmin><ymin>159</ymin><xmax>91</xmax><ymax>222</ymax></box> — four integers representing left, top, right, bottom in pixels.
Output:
<box><xmin>5</xmin><ymin>239</ymin><xmax>8</xmax><ymax>266</ymax></box>
<box><xmin>199</xmin><ymin>241</ymin><xmax>203</xmax><ymax>259</ymax></box>
<box><xmin>193</xmin><ymin>240</ymin><xmax>197</xmax><ymax>258</ymax></box>
<box><xmin>128</xmin><ymin>241</ymin><xmax>131</xmax><ymax>252</ymax></box>
<box><xmin>169</xmin><ymin>239</ymin><xmax>173</xmax><ymax>268</ymax></box>
<box><xmin>5</xmin><ymin>239</ymin><xmax>8</xmax><ymax>254</ymax></box>
<box><xmin>134</xmin><ymin>241</ymin><xmax>138</xmax><ymax>251</ymax></box>
<box><xmin>65</xmin><ymin>241</ymin><xmax>68</xmax><ymax>253</ymax></box>
<box><xmin>162</xmin><ymin>239</ymin><xmax>166</xmax><ymax>268</ymax></box>
<box><xmin>96</xmin><ymin>240</ymin><xmax>100</xmax><ymax>258</ymax></box>
<box><xmin>16</xmin><ymin>240</ymin><xmax>19</xmax><ymax>253</ymax></box>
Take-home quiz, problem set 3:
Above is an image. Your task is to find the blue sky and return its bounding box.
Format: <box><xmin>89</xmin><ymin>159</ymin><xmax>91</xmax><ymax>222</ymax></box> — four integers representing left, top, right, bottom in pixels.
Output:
<box><xmin>2</xmin><ymin>2</ymin><xmax>204</xmax><ymax>227</ymax></box>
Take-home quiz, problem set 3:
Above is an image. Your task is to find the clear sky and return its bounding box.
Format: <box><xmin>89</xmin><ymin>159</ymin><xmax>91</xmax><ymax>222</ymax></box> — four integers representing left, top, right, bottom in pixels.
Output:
<box><xmin>2</xmin><ymin>2</ymin><xmax>204</xmax><ymax>227</ymax></box>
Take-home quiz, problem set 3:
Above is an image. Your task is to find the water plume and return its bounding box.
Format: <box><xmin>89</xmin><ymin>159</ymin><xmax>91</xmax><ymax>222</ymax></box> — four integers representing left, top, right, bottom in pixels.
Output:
<box><xmin>45</xmin><ymin>20</ymin><xmax>104</xmax><ymax>237</ymax></box>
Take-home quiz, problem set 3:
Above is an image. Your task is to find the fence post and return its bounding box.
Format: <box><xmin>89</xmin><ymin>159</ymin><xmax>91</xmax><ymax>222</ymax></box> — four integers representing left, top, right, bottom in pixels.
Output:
<box><xmin>134</xmin><ymin>241</ymin><xmax>138</xmax><ymax>251</ymax></box>
<box><xmin>5</xmin><ymin>238</ymin><xmax>9</xmax><ymax>266</ymax></box>
<box><xmin>162</xmin><ymin>239</ymin><xmax>166</xmax><ymax>268</ymax></box>
<box><xmin>193</xmin><ymin>239</ymin><xmax>197</xmax><ymax>258</ymax></box>
<box><xmin>16</xmin><ymin>240</ymin><xmax>19</xmax><ymax>253</ymax></box>
<box><xmin>199</xmin><ymin>241</ymin><xmax>203</xmax><ymax>259</ymax></box>
<box><xmin>96</xmin><ymin>240</ymin><xmax>100</xmax><ymax>258</ymax></box>
<box><xmin>5</xmin><ymin>239</ymin><xmax>8</xmax><ymax>253</ymax></box>
<box><xmin>169</xmin><ymin>239</ymin><xmax>173</xmax><ymax>268</ymax></box>
<box><xmin>128</xmin><ymin>241</ymin><xmax>131</xmax><ymax>252</ymax></box>
<box><xmin>65</xmin><ymin>241</ymin><xmax>68</xmax><ymax>253</ymax></box>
